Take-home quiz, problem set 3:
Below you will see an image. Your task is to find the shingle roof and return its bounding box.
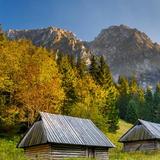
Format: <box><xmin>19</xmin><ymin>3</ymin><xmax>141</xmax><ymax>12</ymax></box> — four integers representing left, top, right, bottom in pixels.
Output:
<box><xmin>119</xmin><ymin>119</ymin><xmax>160</xmax><ymax>142</ymax></box>
<box><xmin>18</xmin><ymin>112</ymin><xmax>115</xmax><ymax>148</ymax></box>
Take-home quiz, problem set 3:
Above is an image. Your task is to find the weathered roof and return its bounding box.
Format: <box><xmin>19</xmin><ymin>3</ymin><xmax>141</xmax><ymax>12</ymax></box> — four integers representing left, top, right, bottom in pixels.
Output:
<box><xmin>18</xmin><ymin>112</ymin><xmax>115</xmax><ymax>148</ymax></box>
<box><xmin>119</xmin><ymin>119</ymin><xmax>160</xmax><ymax>142</ymax></box>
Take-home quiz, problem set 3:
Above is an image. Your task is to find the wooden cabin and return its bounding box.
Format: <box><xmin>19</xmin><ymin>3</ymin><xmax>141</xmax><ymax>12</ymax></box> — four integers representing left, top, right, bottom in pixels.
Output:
<box><xmin>17</xmin><ymin>112</ymin><xmax>115</xmax><ymax>160</ymax></box>
<box><xmin>119</xmin><ymin>119</ymin><xmax>160</xmax><ymax>152</ymax></box>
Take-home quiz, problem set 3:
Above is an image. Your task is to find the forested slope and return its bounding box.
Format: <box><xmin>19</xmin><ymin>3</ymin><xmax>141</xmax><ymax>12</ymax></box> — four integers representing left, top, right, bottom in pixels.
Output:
<box><xmin>1</xmin><ymin>29</ymin><xmax>160</xmax><ymax>135</ymax></box>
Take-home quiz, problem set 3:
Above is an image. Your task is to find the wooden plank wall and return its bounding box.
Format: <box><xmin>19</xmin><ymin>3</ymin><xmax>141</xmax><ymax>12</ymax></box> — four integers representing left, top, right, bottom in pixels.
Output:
<box><xmin>95</xmin><ymin>148</ymin><xmax>108</xmax><ymax>160</ymax></box>
<box><xmin>51</xmin><ymin>145</ymin><xmax>87</xmax><ymax>159</ymax></box>
<box><xmin>24</xmin><ymin>144</ymin><xmax>109</xmax><ymax>160</ymax></box>
<box><xmin>123</xmin><ymin>140</ymin><xmax>157</xmax><ymax>152</ymax></box>
<box><xmin>24</xmin><ymin>144</ymin><xmax>51</xmax><ymax>160</ymax></box>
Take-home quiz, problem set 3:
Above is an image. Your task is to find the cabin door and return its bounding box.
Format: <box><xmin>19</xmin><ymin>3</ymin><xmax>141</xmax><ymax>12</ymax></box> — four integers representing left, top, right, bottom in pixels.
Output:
<box><xmin>88</xmin><ymin>148</ymin><xmax>95</xmax><ymax>158</ymax></box>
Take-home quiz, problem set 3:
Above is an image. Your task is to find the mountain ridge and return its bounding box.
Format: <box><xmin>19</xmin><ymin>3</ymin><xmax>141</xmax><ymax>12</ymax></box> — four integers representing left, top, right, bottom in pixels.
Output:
<box><xmin>7</xmin><ymin>26</ymin><xmax>91</xmax><ymax>64</ymax></box>
<box><xmin>6</xmin><ymin>25</ymin><xmax>160</xmax><ymax>88</ymax></box>
<box><xmin>87</xmin><ymin>25</ymin><xmax>160</xmax><ymax>88</ymax></box>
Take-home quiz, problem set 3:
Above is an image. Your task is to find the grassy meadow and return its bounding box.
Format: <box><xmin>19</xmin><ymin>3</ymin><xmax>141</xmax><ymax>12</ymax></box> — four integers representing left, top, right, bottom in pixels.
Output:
<box><xmin>1</xmin><ymin>120</ymin><xmax>160</xmax><ymax>160</ymax></box>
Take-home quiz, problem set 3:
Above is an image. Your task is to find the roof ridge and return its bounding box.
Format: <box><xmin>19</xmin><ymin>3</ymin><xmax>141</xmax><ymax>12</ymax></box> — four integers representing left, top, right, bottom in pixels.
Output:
<box><xmin>39</xmin><ymin>111</ymin><xmax>91</xmax><ymax>121</ymax></box>
<box><xmin>139</xmin><ymin>119</ymin><xmax>160</xmax><ymax>125</ymax></box>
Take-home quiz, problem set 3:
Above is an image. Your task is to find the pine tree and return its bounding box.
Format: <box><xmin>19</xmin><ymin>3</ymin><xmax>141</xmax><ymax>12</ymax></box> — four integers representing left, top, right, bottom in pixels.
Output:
<box><xmin>144</xmin><ymin>87</ymin><xmax>154</xmax><ymax>121</ymax></box>
<box><xmin>58</xmin><ymin>55</ymin><xmax>77</xmax><ymax>115</ymax></box>
<box><xmin>98</xmin><ymin>56</ymin><xmax>119</xmax><ymax>132</ymax></box>
<box><xmin>99</xmin><ymin>56</ymin><xmax>113</xmax><ymax>86</ymax></box>
<box><xmin>125</xmin><ymin>99</ymin><xmax>138</xmax><ymax>123</ymax></box>
<box><xmin>153</xmin><ymin>83</ymin><xmax>160</xmax><ymax>122</ymax></box>
<box><xmin>89</xmin><ymin>55</ymin><xmax>100</xmax><ymax>83</ymax></box>
<box><xmin>76</xmin><ymin>55</ymin><xmax>87</xmax><ymax>77</ymax></box>
<box><xmin>117</xmin><ymin>76</ymin><xmax>130</xmax><ymax>119</ymax></box>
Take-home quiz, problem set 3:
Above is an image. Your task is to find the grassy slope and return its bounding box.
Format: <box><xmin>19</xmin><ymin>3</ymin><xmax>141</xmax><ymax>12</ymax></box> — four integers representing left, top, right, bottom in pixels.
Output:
<box><xmin>0</xmin><ymin>137</ymin><xmax>27</xmax><ymax>160</ymax></box>
<box><xmin>107</xmin><ymin>120</ymin><xmax>160</xmax><ymax>160</ymax></box>
<box><xmin>1</xmin><ymin>120</ymin><xmax>160</xmax><ymax>160</ymax></box>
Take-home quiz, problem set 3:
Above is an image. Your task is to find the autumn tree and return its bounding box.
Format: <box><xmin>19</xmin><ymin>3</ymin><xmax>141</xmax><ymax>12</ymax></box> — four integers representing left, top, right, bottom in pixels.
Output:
<box><xmin>0</xmin><ymin>38</ymin><xmax>65</xmax><ymax>130</ymax></box>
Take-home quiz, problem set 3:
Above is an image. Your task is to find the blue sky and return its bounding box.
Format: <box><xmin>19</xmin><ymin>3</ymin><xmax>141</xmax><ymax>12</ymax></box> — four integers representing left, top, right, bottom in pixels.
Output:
<box><xmin>1</xmin><ymin>0</ymin><xmax>160</xmax><ymax>42</ymax></box>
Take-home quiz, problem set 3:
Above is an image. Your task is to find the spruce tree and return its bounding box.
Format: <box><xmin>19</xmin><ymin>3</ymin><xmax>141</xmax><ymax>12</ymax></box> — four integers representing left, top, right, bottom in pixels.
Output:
<box><xmin>89</xmin><ymin>55</ymin><xmax>100</xmax><ymax>83</ymax></box>
<box><xmin>153</xmin><ymin>83</ymin><xmax>160</xmax><ymax>122</ymax></box>
<box><xmin>125</xmin><ymin>99</ymin><xmax>138</xmax><ymax>123</ymax></box>
<box><xmin>99</xmin><ymin>56</ymin><xmax>113</xmax><ymax>86</ymax></box>
<box><xmin>58</xmin><ymin>55</ymin><xmax>77</xmax><ymax>115</ymax></box>
<box><xmin>117</xmin><ymin>76</ymin><xmax>130</xmax><ymax>119</ymax></box>
<box><xmin>144</xmin><ymin>87</ymin><xmax>154</xmax><ymax>121</ymax></box>
<box><xmin>98</xmin><ymin>56</ymin><xmax>119</xmax><ymax>132</ymax></box>
<box><xmin>76</xmin><ymin>55</ymin><xmax>87</xmax><ymax>77</ymax></box>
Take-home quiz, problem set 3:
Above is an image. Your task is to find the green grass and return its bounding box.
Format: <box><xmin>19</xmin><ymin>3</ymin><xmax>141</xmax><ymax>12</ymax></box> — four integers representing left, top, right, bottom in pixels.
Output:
<box><xmin>107</xmin><ymin>120</ymin><xmax>160</xmax><ymax>160</ymax></box>
<box><xmin>0</xmin><ymin>137</ymin><xmax>27</xmax><ymax>160</ymax></box>
<box><xmin>1</xmin><ymin>120</ymin><xmax>160</xmax><ymax>160</ymax></box>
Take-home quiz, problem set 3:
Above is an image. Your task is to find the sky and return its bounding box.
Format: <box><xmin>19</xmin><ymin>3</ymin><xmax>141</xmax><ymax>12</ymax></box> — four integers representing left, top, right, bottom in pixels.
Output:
<box><xmin>1</xmin><ymin>0</ymin><xmax>160</xmax><ymax>42</ymax></box>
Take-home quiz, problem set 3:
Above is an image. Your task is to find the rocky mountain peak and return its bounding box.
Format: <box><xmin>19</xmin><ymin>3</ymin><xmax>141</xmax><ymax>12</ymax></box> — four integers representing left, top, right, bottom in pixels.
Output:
<box><xmin>88</xmin><ymin>25</ymin><xmax>160</xmax><ymax>88</ymax></box>
<box><xmin>91</xmin><ymin>25</ymin><xmax>154</xmax><ymax>51</ymax></box>
<box><xmin>7</xmin><ymin>27</ymin><xmax>91</xmax><ymax>63</ymax></box>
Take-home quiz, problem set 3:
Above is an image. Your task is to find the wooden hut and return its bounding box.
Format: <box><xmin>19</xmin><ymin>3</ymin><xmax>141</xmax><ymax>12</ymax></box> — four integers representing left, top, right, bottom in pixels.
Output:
<box><xmin>17</xmin><ymin>112</ymin><xmax>115</xmax><ymax>160</ymax></box>
<box><xmin>119</xmin><ymin>119</ymin><xmax>160</xmax><ymax>152</ymax></box>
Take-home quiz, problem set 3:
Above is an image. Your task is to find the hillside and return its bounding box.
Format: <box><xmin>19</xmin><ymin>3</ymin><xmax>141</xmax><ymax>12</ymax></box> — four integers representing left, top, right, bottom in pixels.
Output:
<box><xmin>87</xmin><ymin>25</ymin><xmax>160</xmax><ymax>88</ymax></box>
<box><xmin>2</xmin><ymin>120</ymin><xmax>160</xmax><ymax>160</ymax></box>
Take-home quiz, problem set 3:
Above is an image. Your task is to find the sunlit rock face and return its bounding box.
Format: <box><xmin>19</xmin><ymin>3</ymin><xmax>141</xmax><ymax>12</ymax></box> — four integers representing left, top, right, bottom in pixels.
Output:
<box><xmin>7</xmin><ymin>25</ymin><xmax>160</xmax><ymax>88</ymax></box>
<box><xmin>87</xmin><ymin>25</ymin><xmax>160</xmax><ymax>88</ymax></box>
<box><xmin>7</xmin><ymin>27</ymin><xmax>91</xmax><ymax>64</ymax></box>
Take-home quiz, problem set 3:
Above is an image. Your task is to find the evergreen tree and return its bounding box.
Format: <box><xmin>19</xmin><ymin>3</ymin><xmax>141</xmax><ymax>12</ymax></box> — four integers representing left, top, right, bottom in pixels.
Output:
<box><xmin>153</xmin><ymin>83</ymin><xmax>160</xmax><ymax>122</ymax></box>
<box><xmin>125</xmin><ymin>99</ymin><xmax>138</xmax><ymax>123</ymax></box>
<box><xmin>89</xmin><ymin>55</ymin><xmax>100</xmax><ymax>83</ymax></box>
<box><xmin>117</xmin><ymin>76</ymin><xmax>130</xmax><ymax>119</ymax></box>
<box><xmin>144</xmin><ymin>87</ymin><xmax>154</xmax><ymax>121</ymax></box>
<box><xmin>98</xmin><ymin>56</ymin><xmax>119</xmax><ymax>132</ymax></box>
<box><xmin>58</xmin><ymin>55</ymin><xmax>77</xmax><ymax>115</ymax></box>
<box><xmin>99</xmin><ymin>56</ymin><xmax>113</xmax><ymax>86</ymax></box>
<box><xmin>76</xmin><ymin>55</ymin><xmax>87</xmax><ymax>77</ymax></box>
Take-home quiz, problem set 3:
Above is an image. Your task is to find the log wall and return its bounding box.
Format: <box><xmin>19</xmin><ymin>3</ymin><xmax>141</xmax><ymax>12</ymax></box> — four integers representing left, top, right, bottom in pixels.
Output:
<box><xmin>51</xmin><ymin>144</ymin><xmax>87</xmax><ymax>159</ymax></box>
<box><xmin>24</xmin><ymin>144</ymin><xmax>109</xmax><ymax>160</ymax></box>
<box><xmin>24</xmin><ymin>144</ymin><xmax>51</xmax><ymax>160</ymax></box>
<box><xmin>95</xmin><ymin>148</ymin><xmax>109</xmax><ymax>160</ymax></box>
<box><xmin>123</xmin><ymin>140</ymin><xmax>157</xmax><ymax>152</ymax></box>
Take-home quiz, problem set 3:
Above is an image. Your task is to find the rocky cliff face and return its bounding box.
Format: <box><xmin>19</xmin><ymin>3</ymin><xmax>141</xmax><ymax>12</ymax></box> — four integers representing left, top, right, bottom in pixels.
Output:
<box><xmin>7</xmin><ymin>25</ymin><xmax>160</xmax><ymax>88</ymax></box>
<box><xmin>7</xmin><ymin>27</ymin><xmax>91</xmax><ymax>63</ymax></box>
<box><xmin>87</xmin><ymin>25</ymin><xmax>160</xmax><ymax>88</ymax></box>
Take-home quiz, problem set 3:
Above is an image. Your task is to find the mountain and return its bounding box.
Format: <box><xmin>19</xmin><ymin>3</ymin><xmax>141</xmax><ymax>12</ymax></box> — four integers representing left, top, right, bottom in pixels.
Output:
<box><xmin>7</xmin><ymin>25</ymin><xmax>160</xmax><ymax>88</ymax></box>
<box><xmin>7</xmin><ymin>27</ymin><xmax>91</xmax><ymax>63</ymax></box>
<box><xmin>87</xmin><ymin>25</ymin><xmax>160</xmax><ymax>88</ymax></box>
